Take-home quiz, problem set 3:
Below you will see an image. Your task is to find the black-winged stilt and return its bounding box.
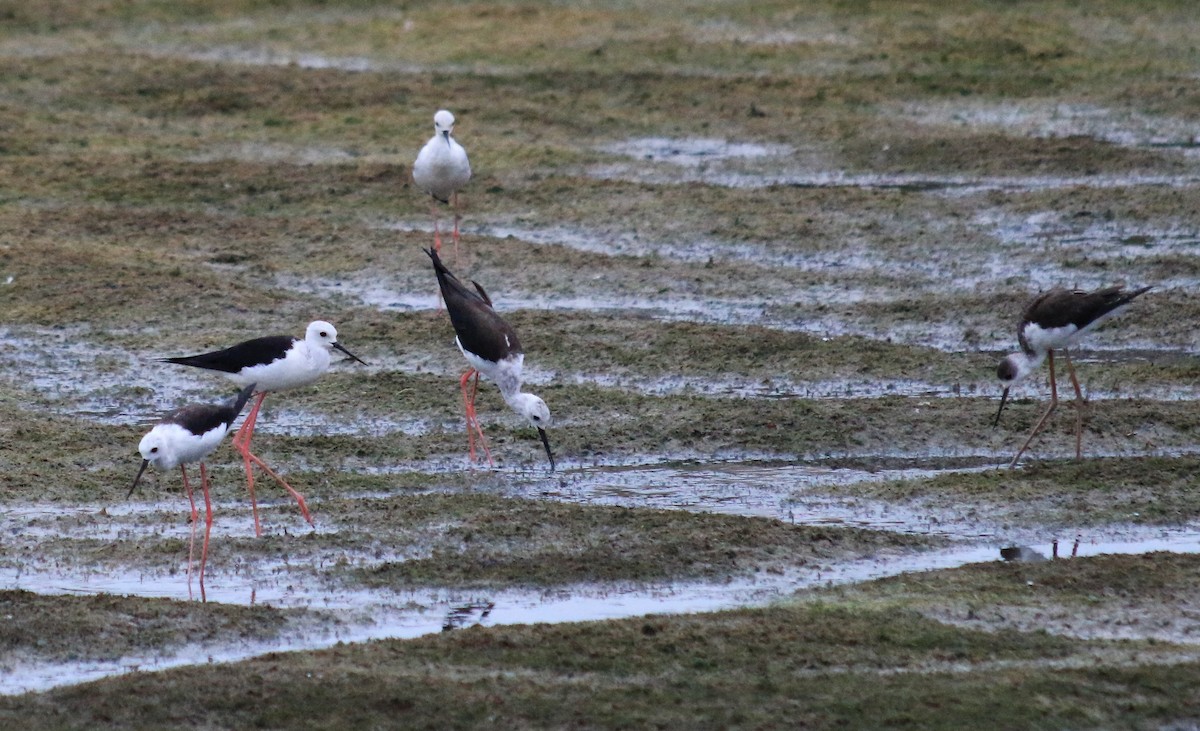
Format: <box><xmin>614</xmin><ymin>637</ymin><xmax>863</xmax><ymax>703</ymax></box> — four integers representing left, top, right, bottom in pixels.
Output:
<box><xmin>994</xmin><ymin>284</ymin><xmax>1151</xmax><ymax>467</ymax></box>
<box><xmin>413</xmin><ymin>109</ymin><xmax>471</xmax><ymax>260</ymax></box>
<box><xmin>129</xmin><ymin>383</ymin><xmax>256</xmax><ymax>601</ymax></box>
<box><xmin>161</xmin><ymin>321</ymin><xmax>367</xmax><ymax>534</ymax></box>
<box><xmin>426</xmin><ymin>248</ymin><xmax>555</xmax><ymax>471</ymax></box>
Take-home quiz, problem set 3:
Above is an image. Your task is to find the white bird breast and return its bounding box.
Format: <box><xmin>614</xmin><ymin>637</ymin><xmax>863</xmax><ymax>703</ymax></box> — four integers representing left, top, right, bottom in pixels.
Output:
<box><xmin>143</xmin><ymin>422</ymin><xmax>229</xmax><ymax>470</ymax></box>
<box><xmin>1021</xmin><ymin>322</ymin><xmax>1080</xmax><ymax>353</ymax></box>
<box><xmin>236</xmin><ymin>342</ymin><xmax>330</xmax><ymax>391</ymax></box>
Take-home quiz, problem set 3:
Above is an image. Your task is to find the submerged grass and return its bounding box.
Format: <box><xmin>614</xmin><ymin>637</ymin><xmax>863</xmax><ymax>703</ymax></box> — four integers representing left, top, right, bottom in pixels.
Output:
<box><xmin>3</xmin><ymin>598</ymin><xmax>1197</xmax><ymax>730</ymax></box>
<box><xmin>0</xmin><ymin>589</ymin><xmax>314</xmax><ymax>666</ymax></box>
<box><xmin>818</xmin><ymin>552</ymin><xmax>1200</xmax><ymax>615</ymax></box>
<box><xmin>350</xmin><ymin>493</ymin><xmax>930</xmax><ymax>588</ymax></box>
<box><xmin>831</xmin><ymin>457</ymin><xmax>1200</xmax><ymax>526</ymax></box>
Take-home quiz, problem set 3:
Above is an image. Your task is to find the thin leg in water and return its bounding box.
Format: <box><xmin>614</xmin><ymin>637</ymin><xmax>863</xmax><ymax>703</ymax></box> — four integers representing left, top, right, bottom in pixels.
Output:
<box><xmin>430</xmin><ymin>203</ymin><xmax>444</xmax><ymax>253</ymax></box>
<box><xmin>240</xmin><ymin>451</ymin><xmax>313</xmax><ymax>527</ymax></box>
<box><xmin>1061</xmin><ymin>347</ymin><xmax>1086</xmax><ymax>461</ymax></box>
<box><xmin>233</xmin><ymin>391</ymin><xmax>315</xmax><ymax>530</ymax></box>
<box><xmin>199</xmin><ymin>462</ymin><xmax>213</xmax><ymax>603</ymax></box>
<box><xmin>232</xmin><ymin>391</ymin><xmax>267</xmax><ymax>537</ymax></box>
<box><xmin>1009</xmin><ymin>349</ymin><xmax>1060</xmax><ymax>468</ymax></box>
<box><xmin>459</xmin><ymin>368</ymin><xmax>493</xmax><ymax>467</ymax></box>
<box><xmin>181</xmin><ymin>465</ymin><xmax>198</xmax><ymax>601</ymax></box>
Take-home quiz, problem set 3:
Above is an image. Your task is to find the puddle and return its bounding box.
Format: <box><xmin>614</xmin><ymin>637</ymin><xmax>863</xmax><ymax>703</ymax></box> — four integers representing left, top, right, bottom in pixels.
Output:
<box><xmin>279</xmin><ymin>266</ymin><xmax>993</xmax><ymax>354</ymax></box>
<box><xmin>367</xmin><ymin>213</ymin><xmax>1200</xmax><ymax>355</ymax></box>
<box><xmin>587</xmin><ymin>160</ymin><xmax>1200</xmax><ymax>193</ymax></box>
<box><xmin>977</xmin><ymin>208</ymin><xmax>1200</xmax><ymax>297</ymax></box>
<box><xmin>8</xmin><ymin>450</ymin><xmax>1200</xmax><ymax>696</ymax></box>
<box><xmin>184</xmin><ymin>142</ymin><xmax>365</xmax><ymax>165</ymax></box>
<box><xmin>156</xmin><ymin>45</ymin><xmax>426</xmax><ymax>74</ymax></box>
<box><xmin>531</xmin><ymin>461</ymin><xmax>979</xmax><ymax>523</ymax></box>
<box><xmin>6</xmin><ymin>523</ymin><xmax>1200</xmax><ymax>696</ymax></box>
<box><xmin>692</xmin><ymin>22</ymin><xmax>859</xmax><ymax>48</ymax></box>
<box><xmin>565</xmin><ymin>372</ymin><xmax>970</xmax><ymax>400</ymax></box>
<box><xmin>894</xmin><ymin>100</ymin><xmax>1200</xmax><ymax>149</ymax></box>
<box><xmin>598</xmin><ymin>137</ymin><xmax>796</xmax><ymax>166</ymax></box>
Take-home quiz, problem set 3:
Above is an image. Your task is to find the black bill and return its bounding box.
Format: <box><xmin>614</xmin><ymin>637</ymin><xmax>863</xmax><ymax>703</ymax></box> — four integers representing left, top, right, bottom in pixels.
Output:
<box><xmin>538</xmin><ymin>427</ymin><xmax>556</xmax><ymax>472</ymax></box>
<box><xmin>127</xmin><ymin>458</ymin><xmax>150</xmax><ymax>498</ymax></box>
<box><xmin>993</xmin><ymin>387</ymin><xmax>1010</xmax><ymax>429</ymax></box>
<box><xmin>334</xmin><ymin>342</ymin><xmax>368</xmax><ymax>365</ymax></box>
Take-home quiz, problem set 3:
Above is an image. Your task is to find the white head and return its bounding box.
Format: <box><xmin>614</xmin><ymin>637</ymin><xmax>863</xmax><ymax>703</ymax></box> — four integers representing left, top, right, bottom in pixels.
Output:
<box><xmin>996</xmin><ymin>351</ymin><xmax>1040</xmax><ymax>388</ymax></box>
<box><xmin>509</xmin><ymin>392</ymin><xmax>551</xmax><ymax>429</ymax></box>
<box><xmin>434</xmin><ymin>110</ymin><xmax>456</xmax><ymax>139</ymax></box>
<box><xmin>305</xmin><ymin>321</ymin><xmax>339</xmax><ymax>351</ymax></box>
<box><xmin>506</xmin><ymin>392</ymin><xmax>556</xmax><ymax>470</ymax></box>
<box><xmin>138</xmin><ymin>427</ymin><xmax>177</xmax><ymax>470</ymax></box>
<box><xmin>128</xmin><ymin>426</ymin><xmax>177</xmax><ymax>497</ymax></box>
<box><xmin>993</xmin><ymin>351</ymin><xmax>1043</xmax><ymax>428</ymax></box>
<box><xmin>305</xmin><ymin>321</ymin><xmax>367</xmax><ymax>364</ymax></box>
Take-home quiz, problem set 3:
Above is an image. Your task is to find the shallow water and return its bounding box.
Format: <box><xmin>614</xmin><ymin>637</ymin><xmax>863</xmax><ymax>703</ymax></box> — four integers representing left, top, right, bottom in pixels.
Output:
<box><xmin>3</xmin><ymin>24</ymin><xmax>1200</xmax><ymax>705</ymax></box>
<box><xmin>6</xmin><ymin>521</ymin><xmax>1200</xmax><ymax>696</ymax></box>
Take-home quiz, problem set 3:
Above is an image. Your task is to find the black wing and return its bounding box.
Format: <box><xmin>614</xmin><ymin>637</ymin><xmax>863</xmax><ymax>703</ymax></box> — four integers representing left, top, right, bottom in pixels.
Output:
<box><xmin>161</xmin><ymin>383</ymin><xmax>256</xmax><ymax>435</ymax></box>
<box><xmin>1024</xmin><ymin>285</ymin><xmax>1151</xmax><ymax>330</ymax></box>
<box><xmin>427</xmin><ymin>248</ymin><xmax>522</xmax><ymax>362</ymax></box>
<box><xmin>162</xmin><ymin>335</ymin><xmax>295</xmax><ymax>373</ymax></box>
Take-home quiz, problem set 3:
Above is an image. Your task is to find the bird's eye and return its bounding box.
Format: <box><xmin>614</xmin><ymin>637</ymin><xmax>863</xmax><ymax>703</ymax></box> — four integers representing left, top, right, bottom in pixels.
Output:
<box><xmin>150</xmin><ymin>447</ymin><xmax>159</xmax><ymax>453</ymax></box>
<box><xmin>532</xmin><ymin>415</ymin><xmax>541</xmax><ymax>422</ymax></box>
<box><xmin>320</xmin><ymin>331</ymin><xmax>329</xmax><ymax>338</ymax></box>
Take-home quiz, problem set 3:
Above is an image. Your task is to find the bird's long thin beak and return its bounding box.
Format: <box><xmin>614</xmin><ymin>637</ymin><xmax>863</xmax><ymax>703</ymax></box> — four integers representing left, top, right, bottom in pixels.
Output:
<box><xmin>537</xmin><ymin>427</ymin><xmax>556</xmax><ymax>472</ymax></box>
<box><xmin>333</xmin><ymin>342</ymin><xmax>368</xmax><ymax>365</ymax></box>
<box><xmin>128</xmin><ymin>459</ymin><xmax>150</xmax><ymax>498</ymax></box>
<box><xmin>442</xmin><ymin>130</ymin><xmax>452</xmax><ymax>147</ymax></box>
<box><xmin>993</xmin><ymin>387</ymin><xmax>1010</xmax><ymax>429</ymax></box>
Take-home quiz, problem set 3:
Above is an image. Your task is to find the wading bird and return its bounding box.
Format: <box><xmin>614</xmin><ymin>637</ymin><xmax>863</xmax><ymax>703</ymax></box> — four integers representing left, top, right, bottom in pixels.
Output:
<box><xmin>994</xmin><ymin>284</ymin><xmax>1151</xmax><ymax>467</ymax></box>
<box><xmin>413</xmin><ymin>109</ymin><xmax>472</xmax><ymax>261</ymax></box>
<box><xmin>162</xmin><ymin>321</ymin><xmax>367</xmax><ymax>534</ymax></box>
<box><xmin>130</xmin><ymin>383</ymin><xmax>255</xmax><ymax>601</ymax></box>
<box><xmin>427</xmin><ymin>247</ymin><xmax>555</xmax><ymax>471</ymax></box>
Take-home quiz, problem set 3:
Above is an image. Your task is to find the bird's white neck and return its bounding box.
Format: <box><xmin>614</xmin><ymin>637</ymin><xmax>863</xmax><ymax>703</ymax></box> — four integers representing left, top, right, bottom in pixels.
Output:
<box><xmin>495</xmin><ymin>371</ymin><xmax>524</xmax><ymax>403</ymax></box>
<box><xmin>1006</xmin><ymin>350</ymin><xmax>1045</xmax><ymax>384</ymax></box>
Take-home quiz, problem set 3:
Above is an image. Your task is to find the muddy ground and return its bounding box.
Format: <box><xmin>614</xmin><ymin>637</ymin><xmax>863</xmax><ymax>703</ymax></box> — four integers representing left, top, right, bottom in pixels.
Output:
<box><xmin>2</xmin><ymin>0</ymin><xmax>1200</xmax><ymax>728</ymax></box>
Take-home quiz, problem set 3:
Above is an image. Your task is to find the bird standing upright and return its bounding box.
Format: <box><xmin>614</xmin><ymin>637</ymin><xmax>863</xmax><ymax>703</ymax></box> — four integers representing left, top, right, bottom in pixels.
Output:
<box><xmin>426</xmin><ymin>248</ymin><xmax>555</xmax><ymax>471</ymax></box>
<box><xmin>129</xmin><ymin>383</ymin><xmax>256</xmax><ymax>601</ymax></box>
<box><xmin>161</xmin><ymin>321</ymin><xmax>367</xmax><ymax>535</ymax></box>
<box><xmin>994</xmin><ymin>284</ymin><xmax>1152</xmax><ymax>467</ymax></box>
<box><xmin>413</xmin><ymin>110</ymin><xmax>472</xmax><ymax>262</ymax></box>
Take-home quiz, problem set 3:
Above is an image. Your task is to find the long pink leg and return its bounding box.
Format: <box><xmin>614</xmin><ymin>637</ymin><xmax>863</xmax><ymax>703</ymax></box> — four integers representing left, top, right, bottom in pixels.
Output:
<box><xmin>1062</xmin><ymin>348</ymin><xmax>1086</xmax><ymax>461</ymax></box>
<box><xmin>471</xmin><ymin>370</ymin><xmax>492</xmax><ymax>466</ymax></box>
<box><xmin>430</xmin><ymin>204</ymin><xmax>447</xmax><ymax>308</ymax></box>
<box><xmin>1009</xmin><ymin>349</ymin><xmax>1060</xmax><ymax>468</ymax></box>
<box><xmin>232</xmin><ymin>392</ymin><xmax>267</xmax><ymax>537</ymax></box>
<box><xmin>232</xmin><ymin>392</ymin><xmax>316</xmax><ymax>530</ymax></box>
<box><xmin>181</xmin><ymin>465</ymin><xmax>197</xmax><ymax>601</ymax></box>
<box><xmin>459</xmin><ymin>368</ymin><xmax>476</xmax><ymax>459</ymax></box>
<box><xmin>430</xmin><ymin>203</ymin><xmax>444</xmax><ymax>253</ymax></box>
<box><xmin>240</xmin><ymin>452</ymin><xmax>314</xmax><ymax>527</ymax></box>
<box><xmin>451</xmin><ymin>191</ymin><xmax>462</xmax><ymax>265</ymax></box>
<box><xmin>199</xmin><ymin>462</ymin><xmax>213</xmax><ymax>604</ymax></box>
<box><xmin>459</xmin><ymin>368</ymin><xmax>493</xmax><ymax>467</ymax></box>
<box><xmin>470</xmin><ymin>370</ymin><xmax>494</xmax><ymax>465</ymax></box>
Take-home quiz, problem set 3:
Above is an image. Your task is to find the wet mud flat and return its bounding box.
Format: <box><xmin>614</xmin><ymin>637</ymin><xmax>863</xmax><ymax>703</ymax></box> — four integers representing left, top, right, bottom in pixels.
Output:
<box><xmin>3</xmin><ymin>0</ymin><xmax>1200</xmax><ymax>727</ymax></box>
